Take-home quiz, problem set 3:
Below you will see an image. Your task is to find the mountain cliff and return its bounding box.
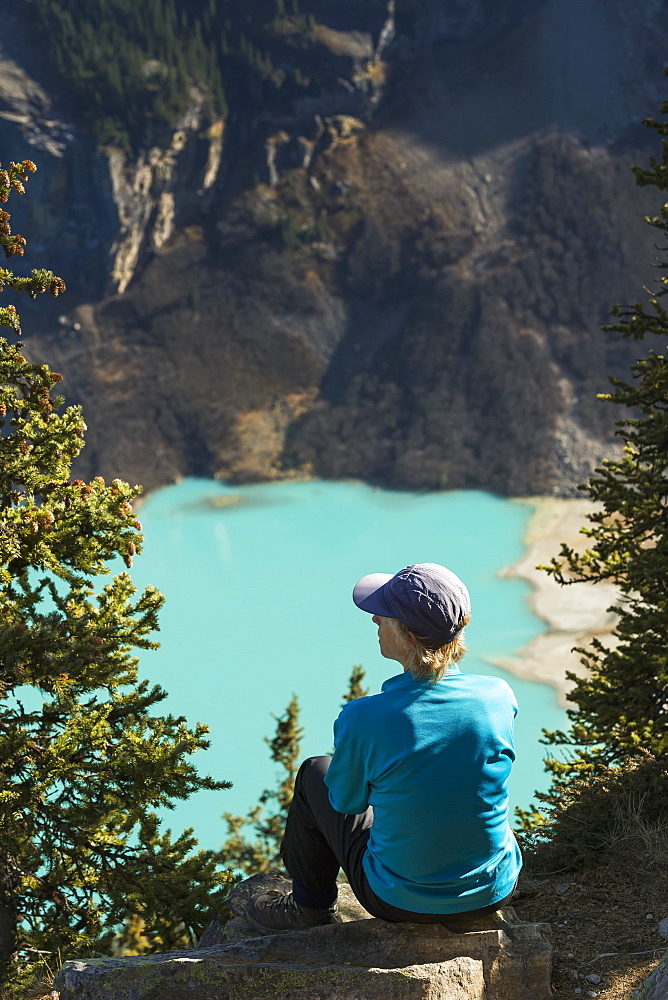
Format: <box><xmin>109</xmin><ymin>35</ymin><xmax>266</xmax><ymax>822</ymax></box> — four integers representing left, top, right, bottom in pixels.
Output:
<box><xmin>0</xmin><ymin>0</ymin><xmax>664</xmax><ymax>495</ymax></box>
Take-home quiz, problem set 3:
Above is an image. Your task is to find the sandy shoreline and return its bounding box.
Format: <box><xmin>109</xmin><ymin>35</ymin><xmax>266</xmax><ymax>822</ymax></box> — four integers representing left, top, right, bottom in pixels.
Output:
<box><xmin>490</xmin><ymin>497</ymin><xmax>620</xmax><ymax>707</ymax></box>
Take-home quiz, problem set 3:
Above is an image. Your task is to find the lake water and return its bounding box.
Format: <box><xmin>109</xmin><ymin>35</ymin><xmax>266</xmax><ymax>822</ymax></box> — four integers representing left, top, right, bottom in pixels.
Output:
<box><xmin>126</xmin><ymin>478</ymin><xmax>566</xmax><ymax>852</ymax></box>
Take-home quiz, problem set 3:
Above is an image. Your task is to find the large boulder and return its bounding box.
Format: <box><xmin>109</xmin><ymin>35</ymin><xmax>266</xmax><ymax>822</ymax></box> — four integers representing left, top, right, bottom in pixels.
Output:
<box><xmin>632</xmin><ymin>953</ymin><xmax>668</xmax><ymax>1000</ymax></box>
<box><xmin>55</xmin><ymin>881</ymin><xmax>552</xmax><ymax>1000</ymax></box>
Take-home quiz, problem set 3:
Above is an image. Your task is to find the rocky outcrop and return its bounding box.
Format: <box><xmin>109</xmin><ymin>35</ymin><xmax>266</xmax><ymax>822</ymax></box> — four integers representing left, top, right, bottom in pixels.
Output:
<box><xmin>106</xmin><ymin>101</ymin><xmax>225</xmax><ymax>294</ymax></box>
<box><xmin>55</xmin><ymin>898</ymin><xmax>552</xmax><ymax>1000</ymax></box>
<box><xmin>633</xmin><ymin>954</ymin><xmax>668</xmax><ymax>1000</ymax></box>
<box><xmin>0</xmin><ymin>7</ymin><xmax>225</xmax><ymax>302</ymax></box>
<box><xmin>0</xmin><ymin>0</ymin><xmax>665</xmax><ymax>496</ymax></box>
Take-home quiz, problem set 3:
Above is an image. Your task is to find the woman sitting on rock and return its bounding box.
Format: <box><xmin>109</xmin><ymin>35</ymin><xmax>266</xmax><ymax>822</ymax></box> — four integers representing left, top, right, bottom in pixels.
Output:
<box><xmin>245</xmin><ymin>562</ymin><xmax>522</xmax><ymax>934</ymax></box>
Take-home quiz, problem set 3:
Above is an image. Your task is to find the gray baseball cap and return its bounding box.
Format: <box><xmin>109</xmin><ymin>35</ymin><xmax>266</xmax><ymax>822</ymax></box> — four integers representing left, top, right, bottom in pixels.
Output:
<box><xmin>353</xmin><ymin>563</ymin><xmax>470</xmax><ymax>645</ymax></box>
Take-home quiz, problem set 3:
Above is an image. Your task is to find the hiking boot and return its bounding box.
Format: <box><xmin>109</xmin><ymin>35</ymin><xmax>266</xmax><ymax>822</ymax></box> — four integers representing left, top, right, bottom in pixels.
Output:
<box><xmin>245</xmin><ymin>889</ymin><xmax>340</xmax><ymax>934</ymax></box>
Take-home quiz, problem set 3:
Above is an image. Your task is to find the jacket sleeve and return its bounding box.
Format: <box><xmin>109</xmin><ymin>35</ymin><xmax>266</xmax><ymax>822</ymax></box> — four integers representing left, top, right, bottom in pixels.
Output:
<box><xmin>324</xmin><ymin>711</ymin><xmax>371</xmax><ymax>815</ymax></box>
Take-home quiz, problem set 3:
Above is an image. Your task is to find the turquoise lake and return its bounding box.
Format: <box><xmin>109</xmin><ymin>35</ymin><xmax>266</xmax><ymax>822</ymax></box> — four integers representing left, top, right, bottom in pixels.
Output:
<box><xmin>126</xmin><ymin>478</ymin><xmax>567</xmax><ymax>852</ymax></box>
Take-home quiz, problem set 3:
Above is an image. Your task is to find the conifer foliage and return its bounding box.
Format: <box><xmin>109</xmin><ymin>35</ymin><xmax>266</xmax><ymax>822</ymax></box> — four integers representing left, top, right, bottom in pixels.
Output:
<box><xmin>33</xmin><ymin>0</ymin><xmax>228</xmax><ymax>149</ymax></box>
<box><xmin>0</xmin><ymin>161</ymin><xmax>231</xmax><ymax>984</ymax></box>
<box><xmin>544</xmin><ymin>101</ymin><xmax>668</xmax><ymax>760</ymax></box>
<box><xmin>521</xmin><ymin>93</ymin><xmax>668</xmax><ymax>846</ymax></box>
<box><xmin>31</xmin><ymin>0</ymin><xmax>295</xmax><ymax>151</ymax></box>
<box><xmin>222</xmin><ymin>665</ymin><xmax>369</xmax><ymax>874</ymax></box>
<box><xmin>221</xmin><ymin>695</ymin><xmax>303</xmax><ymax>875</ymax></box>
<box><xmin>342</xmin><ymin>664</ymin><xmax>369</xmax><ymax>705</ymax></box>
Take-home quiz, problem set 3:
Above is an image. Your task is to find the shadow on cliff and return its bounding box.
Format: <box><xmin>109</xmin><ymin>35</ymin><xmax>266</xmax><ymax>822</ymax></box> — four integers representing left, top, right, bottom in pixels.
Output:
<box><xmin>381</xmin><ymin>0</ymin><xmax>666</xmax><ymax>160</ymax></box>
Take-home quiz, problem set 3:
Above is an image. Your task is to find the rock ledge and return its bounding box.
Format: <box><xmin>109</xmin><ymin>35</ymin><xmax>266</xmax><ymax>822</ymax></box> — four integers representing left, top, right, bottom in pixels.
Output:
<box><xmin>55</xmin><ymin>899</ymin><xmax>551</xmax><ymax>1000</ymax></box>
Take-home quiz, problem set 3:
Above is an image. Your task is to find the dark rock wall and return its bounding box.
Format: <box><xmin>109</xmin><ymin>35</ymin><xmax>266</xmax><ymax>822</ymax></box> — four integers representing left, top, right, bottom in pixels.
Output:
<box><xmin>0</xmin><ymin>0</ymin><xmax>665</xmax><ymax>495</ymax></box>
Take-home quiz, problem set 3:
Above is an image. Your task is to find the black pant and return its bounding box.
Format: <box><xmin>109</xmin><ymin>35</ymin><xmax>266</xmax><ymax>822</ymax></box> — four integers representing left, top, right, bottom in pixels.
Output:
<box><xmin>281</xmin><ymin>756</ymin><xmax>514</xmax><ymax>931</ymax></box>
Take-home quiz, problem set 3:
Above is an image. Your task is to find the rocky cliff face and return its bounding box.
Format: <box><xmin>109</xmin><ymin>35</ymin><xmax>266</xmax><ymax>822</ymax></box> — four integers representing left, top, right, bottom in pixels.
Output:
<box><xmin>0</xmin><ymin>0</ymin><xmax>664</xmax><ymax>496</ymax></box>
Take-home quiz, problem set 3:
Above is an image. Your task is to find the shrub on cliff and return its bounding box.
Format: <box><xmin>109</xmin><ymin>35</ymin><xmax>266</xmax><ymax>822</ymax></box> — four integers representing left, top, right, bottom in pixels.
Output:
<box><xmin>519</xmin><ymin>89</ymin><xmax>668</xmax><ymax>853</ymax></box>
<box><xmin>0</xmin><ymin>160</ymin><xmax>232</xmax><ymax>988</ymax></box>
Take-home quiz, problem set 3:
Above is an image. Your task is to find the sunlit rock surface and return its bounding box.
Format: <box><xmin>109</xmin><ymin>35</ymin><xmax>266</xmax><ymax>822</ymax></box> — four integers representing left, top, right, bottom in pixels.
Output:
<box><xmin>56</xmin><ymin>893</ymin><xmax>552</xmax><ymax>1000</ymax></box>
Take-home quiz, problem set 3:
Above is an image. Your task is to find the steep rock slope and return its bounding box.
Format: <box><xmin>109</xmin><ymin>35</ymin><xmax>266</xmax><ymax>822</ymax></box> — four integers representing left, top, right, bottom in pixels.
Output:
<box><xmin>0</xmin><ymin>0</ymin><xmax>664</xmax><ymax>495</ymax></box>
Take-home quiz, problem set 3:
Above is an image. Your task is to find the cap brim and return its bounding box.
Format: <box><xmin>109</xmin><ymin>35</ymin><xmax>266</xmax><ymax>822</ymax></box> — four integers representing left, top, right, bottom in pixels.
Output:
<box><xmin>353</xmin><ymin>572</ymin><xmax>394</xmax><ymax>616</ymax></box>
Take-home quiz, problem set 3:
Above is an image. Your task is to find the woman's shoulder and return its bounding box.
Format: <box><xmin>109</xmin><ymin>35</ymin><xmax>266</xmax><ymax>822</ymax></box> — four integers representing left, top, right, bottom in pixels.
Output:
<box><xmin>458</xmin><ymin>670</ymin><xmax>514</xmax><ymax>690</ymax></box>
<box><xmin>448</xmin><ymin>671</ymin><xmax>518</xmax><ymax>706</ymax></box>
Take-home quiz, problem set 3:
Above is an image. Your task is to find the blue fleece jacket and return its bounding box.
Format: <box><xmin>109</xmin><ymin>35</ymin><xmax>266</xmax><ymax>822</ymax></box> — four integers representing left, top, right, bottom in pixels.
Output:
<box><xmin>324</xmin><ymin>668</ymin><xmax>522</xmax><ymax>913</ymax></box>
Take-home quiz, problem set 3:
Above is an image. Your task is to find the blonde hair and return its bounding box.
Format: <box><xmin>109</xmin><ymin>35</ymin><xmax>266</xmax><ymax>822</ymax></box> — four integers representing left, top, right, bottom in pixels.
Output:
<box><xmin>389</xmin><ymin>616</ymin><xmax>470</xmax><ymax>682</ymax></box>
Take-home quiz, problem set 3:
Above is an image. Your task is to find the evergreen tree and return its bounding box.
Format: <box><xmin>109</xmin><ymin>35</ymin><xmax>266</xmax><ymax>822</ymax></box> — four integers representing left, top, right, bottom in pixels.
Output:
<box><xmin>342</xmin><ymin>664</ymin><xmax>369</xmax><ymax>706</ymax></box>
<box><xmin>223</xmin><ymin>665</ymin><xmax>369</xmax><ymax>874</ymax></box>
<box><xmin>31</xmin><ymin>0</ymin><xmax>228</xmax><ymax>151</ymax></box>
<box><xmin>28</xmin><ymin>0</ymin><xmax>299</xmax><ymax>152</ymax></box>
<box><xmin>0</xmin><ymin>160</ymin><xmax>232</xmax><ymax>986</ymax></box>
<box><xmin>519</xmin><ymin>90</ymin><xmax>668</xmax><ymax>848</ymax></box>
<box><xmin>221</xmin><ymin>695</ymin><xmax>303</xmax><ymax>874</ymax></box>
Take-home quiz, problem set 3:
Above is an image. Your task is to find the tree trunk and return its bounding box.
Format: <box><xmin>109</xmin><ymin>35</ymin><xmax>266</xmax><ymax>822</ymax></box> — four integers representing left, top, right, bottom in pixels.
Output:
<box><xmin>0</xmin><ymin>898</ymin><xmax>17</xmax><ymax>966</ymax></box>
